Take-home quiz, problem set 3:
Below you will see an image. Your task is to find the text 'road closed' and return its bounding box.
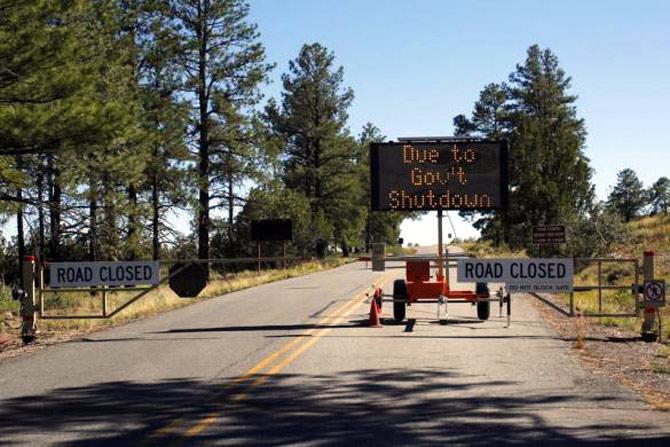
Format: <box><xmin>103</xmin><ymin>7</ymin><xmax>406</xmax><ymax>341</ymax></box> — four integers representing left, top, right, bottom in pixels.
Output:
<box><xmin>49</xmin><ymin>261</ymin><xmax>160</xmax><ymax>287</ymax></box>
<box><xmin>456</xmin><ymin>258</ymin><xmax>573</xmax><ymax>292</ymax></box>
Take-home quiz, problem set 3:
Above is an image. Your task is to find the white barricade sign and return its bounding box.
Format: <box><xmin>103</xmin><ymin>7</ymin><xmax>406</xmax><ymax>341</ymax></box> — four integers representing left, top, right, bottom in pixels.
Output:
<box><xmin>50</xmin><ymin>261</ymin><xmax>160</xmax><ymax>287</ymax></box>
<box><xmin>457</xmin><ymin>258</ymin><xmax>573</xmax><ymax>292</ymax></box>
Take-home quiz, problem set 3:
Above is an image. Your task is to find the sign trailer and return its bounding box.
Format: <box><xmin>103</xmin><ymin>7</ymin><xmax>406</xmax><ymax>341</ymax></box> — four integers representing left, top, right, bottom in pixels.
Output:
<box><xmin>369</xmin><ymin>137</ymin><xmax>511</xmax><ymax>326</ymax></box>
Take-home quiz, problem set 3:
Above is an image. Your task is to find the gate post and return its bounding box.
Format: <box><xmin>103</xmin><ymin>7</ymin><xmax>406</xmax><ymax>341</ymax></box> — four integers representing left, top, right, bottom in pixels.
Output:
<box><xmin>640</xmin><ymin>251</ymin><xmax>658</xmax><ymax>342</ymax></box>
<box><xmin>20</xmin><ymin>255</ymin><xmax>37</xmax><ymax>344</ymax></box>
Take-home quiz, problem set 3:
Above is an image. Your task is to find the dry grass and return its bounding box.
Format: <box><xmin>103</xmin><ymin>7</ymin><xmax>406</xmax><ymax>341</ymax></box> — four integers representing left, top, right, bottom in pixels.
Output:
<box><xmin>564</xmin><ymin>215</ymin><xmax>670</xmax><ymax>339</ymax></box>
<box><xmin>461</xmin><ymin>239</ymin><xmax>527</xmax><ymax>259</ymax></box>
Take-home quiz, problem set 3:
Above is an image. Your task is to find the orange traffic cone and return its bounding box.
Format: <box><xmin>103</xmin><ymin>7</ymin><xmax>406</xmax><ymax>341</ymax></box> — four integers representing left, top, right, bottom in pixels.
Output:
<box><xmin>369</xmin><ymin>298</ymin><xmax>382</xmax><ymax>327</ymax></box>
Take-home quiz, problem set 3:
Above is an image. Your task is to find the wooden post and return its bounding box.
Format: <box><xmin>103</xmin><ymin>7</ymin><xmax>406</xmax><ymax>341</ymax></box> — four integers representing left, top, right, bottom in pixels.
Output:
<box><xmin>597</xmin><ymin>260</ymin><xmax>602</xmax><ymax>312</ymax></box>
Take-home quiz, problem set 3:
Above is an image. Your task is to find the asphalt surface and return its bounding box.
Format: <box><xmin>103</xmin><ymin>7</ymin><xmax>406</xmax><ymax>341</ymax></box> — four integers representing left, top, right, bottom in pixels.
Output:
<box><xmin>1</xmin><ymin>249</ymin><xmax>670</xmax><ymax>446</ymax></box>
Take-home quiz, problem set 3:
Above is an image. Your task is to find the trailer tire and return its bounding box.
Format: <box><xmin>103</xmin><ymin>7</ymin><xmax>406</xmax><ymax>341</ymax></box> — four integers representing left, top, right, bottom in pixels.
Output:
<box><xmin>393</xmin><ymin>279</ymin><xmax>407</xmax><ymax>323</ymax></box>
<box><xmin>476</xmin><ymin>282</ymin><xmax>490</xmax><ymax>321</ymax></box>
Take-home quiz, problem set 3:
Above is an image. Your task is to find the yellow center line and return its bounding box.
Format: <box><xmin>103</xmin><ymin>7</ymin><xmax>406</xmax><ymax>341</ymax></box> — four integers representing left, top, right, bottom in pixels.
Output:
<box><xmin>144</xmin><ymin>270</ymin><xmax>397</xmax><ymax>446</ymax></box>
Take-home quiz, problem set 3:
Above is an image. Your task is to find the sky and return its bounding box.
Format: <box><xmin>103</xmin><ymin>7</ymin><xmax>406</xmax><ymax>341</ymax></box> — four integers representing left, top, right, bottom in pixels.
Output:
<box><xmin>245</xmin><ymin>0</ymin><xmax>670</xmax><ymax>245</ymax></box>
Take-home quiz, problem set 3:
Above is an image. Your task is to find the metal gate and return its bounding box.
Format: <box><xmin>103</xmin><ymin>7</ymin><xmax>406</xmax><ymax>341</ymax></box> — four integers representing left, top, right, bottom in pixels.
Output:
<box><xmin>35</xmin><ymin>256</ymin><xmax>308</xmax><ymax>320</ymax></box>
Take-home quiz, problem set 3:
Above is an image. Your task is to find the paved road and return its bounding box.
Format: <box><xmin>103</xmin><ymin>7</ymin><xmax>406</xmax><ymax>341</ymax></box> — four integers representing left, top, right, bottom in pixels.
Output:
<box><xmin>1</xmin><ymin>251</ymin><xmax>670</xmax><ymax>446</ymax></box>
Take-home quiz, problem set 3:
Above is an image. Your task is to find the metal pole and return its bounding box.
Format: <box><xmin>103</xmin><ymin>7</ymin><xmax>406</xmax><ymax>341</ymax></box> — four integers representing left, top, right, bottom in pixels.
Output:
<box><xmin>570</xmin><ymin>257</ymin><xmax>575</xmax><ymax>316</ymax></box>
<box><xmin>507</xmin><ymin>293</ymin><xmax>512</xmax><ymax>327</ymax></box>
<box><xmin>39</xmin><ymin>262</ymin><xmax>44</xmax><ymax>317</ymax></box>
<box><xmin>283</xmin><ymin>241</ymin><xmax>287</xmax><ymax>270</ymax></box>
<box><xmin>437</xmin><ymin>209</ymin><xmax>444</xmax><ymax>280</ymax></box>
<box><xmin>102</xmin><ymin>286</ymin><xmax>107</xmax><ymax>317</ymax></box>
<box><xmin>257</xmin><ymin>241</ymin><xmax>261</xmax><ymax>275</ymax></box>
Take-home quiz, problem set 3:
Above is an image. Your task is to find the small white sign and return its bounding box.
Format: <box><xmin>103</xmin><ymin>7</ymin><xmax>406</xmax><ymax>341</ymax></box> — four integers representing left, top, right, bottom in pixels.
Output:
<box><xmin>50</xmin><ymin>261</ymin><xmax>160</xmax><ymax>287</ymax></box>
<box><xmin>456</xmin><ymin>258</ymin><xmax>573</xmax><ymax>292</ymax></box>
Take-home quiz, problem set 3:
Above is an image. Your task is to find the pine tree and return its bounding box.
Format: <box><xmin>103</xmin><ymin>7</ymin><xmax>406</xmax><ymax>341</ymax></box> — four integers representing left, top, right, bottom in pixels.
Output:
<box><xmin>168</xmin><ymin>0</ymin><xmax>272</xmax><ymax>264</ymax></box>
<box><xmin>453</xmin><ymin>83</ymin><xmax>507</xmax><ymax>139</ymax></box>
<box><xmin>457</xmin><ymin>46</ymin><xmax>594</xmax><ymax>250</ymax></box>
<box><xmin>1</xmin><ymin>1</ymin><xmax>144</xmax><ymax>263</ymax></box>
<box><xmin>607</xmin><ymin>168</ymin><xmax>647</xmax><ymax>222</ymax></box>
<box><xmin>649</xmin><ymin>177</ymin><xmax>670</xmax><ymax>216</ymax></box>
<box><xmin>131</xmin><ymin>0</ymin><xmax>190</xmax><ymax>259</ymax></box>
<box><xmin>266</xmin><ymin>43</ymin><xmax>364</xmax><ymax>256</ymax></box>
<box><xmin>452</xmin><ymin>83</ymin><xmax>508</xmax><ymax>235</ymax></box>
<box><xmin>358</xmin><ymin>123</ymin><xmax>406</xmax><ymax>249</ymax></box>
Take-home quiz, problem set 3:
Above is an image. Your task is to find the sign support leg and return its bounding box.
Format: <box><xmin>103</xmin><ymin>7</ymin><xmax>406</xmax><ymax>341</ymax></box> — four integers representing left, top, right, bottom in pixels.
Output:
<box><xmin>437</xmin><ymin>210</ymin><xmax>444</xmax><ymax>281</ymax></box>
<box><xmin>506</xmin><ymin>293</ymin><xmax>511</xmax><ymax>328</ymax></box>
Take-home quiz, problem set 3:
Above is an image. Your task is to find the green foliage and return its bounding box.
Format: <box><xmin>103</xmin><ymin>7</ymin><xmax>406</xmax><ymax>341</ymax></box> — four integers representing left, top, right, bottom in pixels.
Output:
<box><xmin>455</xmin><ymin>45</ymin><xmax>594</xmax><ymax>255</ymax></box>
<box><xmin>607</xmin><ymin>168</ymin><xmax>647</xmax><ymax>222</ymax></box>
<box><xmin>453</xmin><ymin>83</ymin><xmax>507</xmax><ymax>139</ymax></box>
<box><xmin>648</xmin><ymin>176</ymin><xmax>670</xmax><ymax>216</ymax></box>
<box><xmin>169</xmin><ymin>0</ymin><xmax>272</xmax><ymax>260</ymax></box>
<box><xmin>265</xmin><ymin>43</ymin><xmax>364</xmax><ymax>256</ymax></box>
<box><xmin>563</xmin><ymin>203</ymin><xmax>627</xmax><ymax>259</ymax></box>
<box><xmin>358</xmin><ymin>123</ymin><xmax>409</xmax><ymax>249</ymax></box>
<box><xmin>234</xmin><ymin>181</ymin><xmax>331</xmax><ymax>256</ymax></box>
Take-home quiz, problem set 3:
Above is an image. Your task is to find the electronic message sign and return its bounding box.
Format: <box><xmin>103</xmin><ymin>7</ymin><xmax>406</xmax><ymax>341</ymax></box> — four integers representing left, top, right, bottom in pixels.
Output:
<box><xmin>370</xmin><ymin>140</ymin><xmax>508</xmax><ymax>211</ymax></box>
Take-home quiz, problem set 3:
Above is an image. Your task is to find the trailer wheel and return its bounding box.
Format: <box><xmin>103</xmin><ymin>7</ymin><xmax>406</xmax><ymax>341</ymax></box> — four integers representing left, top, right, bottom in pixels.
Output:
<box><xmin>476</xmin><ymin>282</ymin><xmax>490</xmax><ymax>321</ymax></box>
<box><xmin>393</xmin><ymin>279</ymin><xmax>407</xmax><ymax>323</ymax></box>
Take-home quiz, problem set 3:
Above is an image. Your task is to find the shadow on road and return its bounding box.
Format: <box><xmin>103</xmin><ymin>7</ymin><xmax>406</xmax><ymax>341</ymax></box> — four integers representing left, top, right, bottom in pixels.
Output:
<box><xmin>155</xmin><ymin>323</ymin><xmax>361</xmax><ymax>333</ymax></box>
<box><xmin>0</xmin><ymin>368</ymin><xmax>667</xmax><ymax>446</ymax></box>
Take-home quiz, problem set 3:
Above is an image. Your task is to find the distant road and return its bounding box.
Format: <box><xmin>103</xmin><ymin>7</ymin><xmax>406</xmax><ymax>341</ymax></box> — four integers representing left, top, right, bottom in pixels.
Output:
<box><xmin>1</xmin><ymin>251</ymin><xmax>670</xmax><ymax>446</ymax></box>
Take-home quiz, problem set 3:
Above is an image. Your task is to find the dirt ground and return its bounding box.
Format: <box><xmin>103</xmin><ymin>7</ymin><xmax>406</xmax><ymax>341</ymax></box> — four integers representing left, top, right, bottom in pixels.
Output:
<box><xmin>527</xmin><ymin>292</ymin><xmax>670</xmax><ymax>410</ymax></box>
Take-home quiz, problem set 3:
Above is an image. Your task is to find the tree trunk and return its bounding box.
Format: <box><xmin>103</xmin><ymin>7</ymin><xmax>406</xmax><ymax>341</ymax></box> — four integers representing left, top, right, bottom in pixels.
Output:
<box><xmin>15</xmin><ymin>156</ymin><xmax>25</xmax><ymax>285</ymax></box>
<box><xmin>102</xmin><ymin>172</ymin><xmax>117</xmax><ymax>260</ymax></box>
<box><xmin>196</xmin><ymin>2</ymin><xmax>210</xmax><ymax>269</ymax></box>
<box><xmin>341</xmin><ymin>241</ymin><xmax>349</xmax><ymax>257</ymax></box>
<box><xmin>89</xmin><ymin>172</ymin><xmax>98</xmax><ymax>262</ymax></box>
<box><xmin>37</xmin><ymin>168</ymin><xmax>45</xmax><ymax>260</ymax></box>
<box><xmin>227</xmin><ymin>153</ymin><xmax>234</xmax><ymax>250</ymax></box>
<box><xmin>314</xmin><ymin>139</ymin><xmax>322</xmax><ymax>199</ymax></box>
<box><xmin>89</xmin><ymin>197</ymin><xmax>98</xmax><ymax>262</ymax></box>
<box><xmin>47</xmin><ymin>154</ymin><xmax>62</xmax><ymax>261</ymax></box>
<box><xmin>151</xmin><ymin>169</ymin><xmax>160</xmax><ymax>260</ymax></box>
<box><xmin>127</xmin><ymin>183</ymin><xmax>138</xmax><ymax>260</ymax></box>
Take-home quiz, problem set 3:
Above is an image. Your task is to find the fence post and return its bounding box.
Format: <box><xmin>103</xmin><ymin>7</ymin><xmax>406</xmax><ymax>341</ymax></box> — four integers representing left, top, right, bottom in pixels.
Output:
<box><xmin>20</xmin><ymin>255</ymin><xmax>37</xmax><ymax>344</ymax></box>
<box><xmin>597</xmin><ymin>260</ymin><xmax>602</xmax><ymax>312</ymax></box>
<box><xmin>569</xmin><ymin>257</ymin><xmax>575</xmax><ymax>316</ymax></box>
<box><xmin>640</xmin><ymin>251</ymin><xmax>658</xmax><ymax>342</ymax></box>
